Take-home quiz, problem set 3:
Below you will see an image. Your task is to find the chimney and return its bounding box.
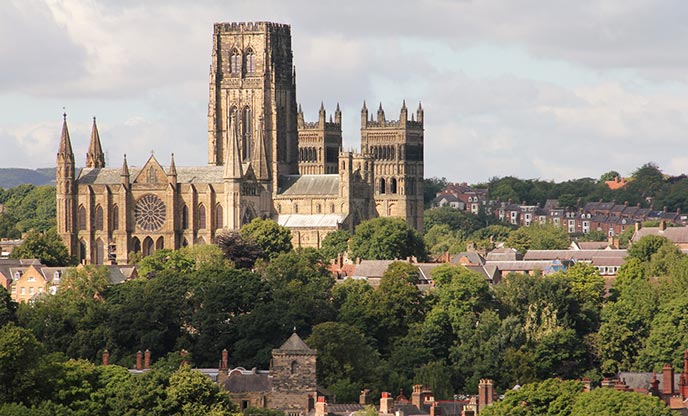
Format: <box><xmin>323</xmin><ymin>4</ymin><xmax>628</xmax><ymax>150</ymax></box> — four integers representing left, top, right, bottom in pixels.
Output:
<box><xmin>359</xmin><ymin>389</ymin><xmax>371</xmax><ymax>405</ymax></box>
<box><xmin>180</xmin><ymin>349</ymin><xmax>188</xmax><ymax>366</ymax></box>
<box><xmin>681</xmin><ymin>351</ymin><xmax>688</xmax><ymax>399</ymax></box>
<box><xmin>478</xmin><ymin>379</ymin><xmax>494</xmax><ymax>412</ymax></box>
<box><xmin>315</xmin><ymin>396</ymin><xmax>327</xmax><ymax>416</ymax></box>
<box><xmin>144</xmin><ymin>349</ymin><xmax>151</xmax><ymax>369</ymax></box>
<box><xmin>102</xmin><ymin>349</ymin><xmax>110</xmax><ymax>366</ymax></box>
<box><xmin>411</xmin><ymin>384</ymin><xmax>422</xmax><ymax>408</ymax></box>
<box><xmin>430</xmin><ymin>402</ymin><xmax>441</xmax><ymax>416</ymax></box>
<box><xmin>221</xmin><ymin>348</ymin><xmax>229</xmax><ymax>370</ymax></box>
<box><xmin>380</xmin><ymin>392</ymin><xmax>394</xmax><ymax>414</ymax></box>
<box><xmin>663</xmin><ymin>363</ymin><xmax>674</xmax><ymax>396</ymax></box>
<box><xmin>135</xmin><ymin>350</ymin><xmax>143</xmax><ymax>370</ymax></box>
<box><xmin>601</xmin><ymin>377</ymin><xmax>615</xmax><ymax>388</ymax></box>
<box><xmin>650</xmin><ymin>372</ymin><xmax>660</xmax><ymax>396</ymax></box>
<box><xmin>659</xmin><ymin>220</ymin><xmax>667</xmax><ymax>231</ymax></box>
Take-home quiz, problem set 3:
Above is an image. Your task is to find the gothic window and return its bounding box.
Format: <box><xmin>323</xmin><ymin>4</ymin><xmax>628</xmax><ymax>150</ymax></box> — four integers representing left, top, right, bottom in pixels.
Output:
<box><xmin>182</xmin><ymin>205</ymin><xmax>189</xmax><ymax>229</ymax></box>
<box><xmin>78</xmin><ymin>205</ymin><xmax>87</xmax><ymax>230</ymax></box>
<box><xmin>95</xmin><ymin>238</ymin><xmax>104</xmax><ymax>265</ymax></box>
<box><xmin>199</xmin><ymin>204</ymin><xmax>206</xmax><ymax>229</ymax></box>
<box><xmin>215</xmin><ymin>204</ymin><xmax>223</xmax><ymax>229</ymax></box>
<box><xmin>379</xmin><ymin>178</ymin><xmax>386</xmax><ymax>194</ymax></box>
<box><xmin>134</xmin><ymin>194</ymin><xmax>166</xmax><ymax>231</ymax></box>
<box><xmin>182</xmin><ymin>238</ymin><xmax>189</xmax><ymax>247</ymax></box>
<box><xmin>230</xmin><ymin>49</ymin><xmax>241</xmax><ymax>74</ymax></box>
<box><xmin>95</xmin><ymin>205</ymin><xmax>104</xmax><ymax>231</ymax></box>
<box><xmin>242</xmin><ymin>107</ymin><xmax>252</xmax><ymax>161</ymax></box>
<box><xmin>142</xmin><ymin>237</ymin><xmax>154</xmax><ymax>257</ymax></box>
<box><xmin>330</xmin><ymin>204</ymin><xmax>335</xmax><ymax>213</ymax></box>
<box><xmin>112</xmin><ymin>205</ymin><xmax>119</xmax><ymax>230</ymax></box>
<box><xmin>156</xmin><ymin>236</ymin><xmax>164</xmax><ymax>250</ymax></box>
<box><xmin>390</xmin><ymin>178</ymin><xmax>397</xmax><ymax>194</ymax></box>
<box><xmin>148</xmin><ymin>166</ymin><xmax>157</xmax><ymax>184</ymax></box>
<box><xmin>132</xmin><ymin>237</ymin><xmax>141</xmax><ymax>254</ymax></box>
<box><xmin>245</xmin><ymin>48</ymin><xmax>256</xmax><ymax>73</ymax></box>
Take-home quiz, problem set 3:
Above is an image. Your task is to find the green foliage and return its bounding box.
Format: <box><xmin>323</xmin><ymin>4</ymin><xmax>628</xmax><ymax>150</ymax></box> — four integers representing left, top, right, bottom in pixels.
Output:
<box><xmin>0</xmin><ymin>323</ymin><xmax>45</xmax><ymax>404</ymax></box>
<box><xmin>423</xmin><ymin>224</ymin><xmax>466</xmax><ymax>256</ymax></box>
<box><xmin>424</xmin><ymin>206</ymin><xmax>486</xmax><ymax>236</ymax></box>
<box><xmin>480</xmin><ymin>379</ymin><xmax>583</xmax><ymax>416</ymax></box>
<box><xmin>166</xmin><ymin>365</ymin><xmax>236</xmax><ymax>415</ymax></box>
<box><xmin>0</xmin><ymin>185</ymin><xmax>56</xmax><ymax>237</ymax></box>
<box><xmin>319</xmin><ymin>229</ymin><xmax>351</xmax><ymax>261</ymax></box>
<box><xmin>423</xmin><ymin>177</ymin><xmax>448</xmax><ymax>208</ymax></box>
<box><xmin>0</xmin><ymin>286</ymin><xmax>18</xmax><ymax>328</ymax></box>
<box><xmin>350</xmin><ymin>217</ymin><xmax>426</xmax><ymax>260</ymax></box>
<box><xmin>240</xmin><ymin>218</ymin><xmax>293</xmax><ymax>259</ymax></box>
<box><xmin>570</xmin><ymin>387</ymin><xmax>673</xmax><ymax>416</ymax></box>
<box><xmin>599</xmin><ymin>170</ymin><xmax>621</xmax><ymax>182</ymax></box>
<box><xmin>137</xmin><ymin>249</ymin><xmax>196</xmax><ymax>277</ymax></box>
<box><xmin>627</xmin><ymin>235</ymin><xmax>673</xmax><ymax>263</ymax></box>
<box><xmin>506</xmin><ymin>224</ymin><xmax>570</xmax><ymax>253</ymax></box>
<box><xmin>10</xmin><ymin>229</ymin><xmax>74</xmax><ymax>266</ymax></box>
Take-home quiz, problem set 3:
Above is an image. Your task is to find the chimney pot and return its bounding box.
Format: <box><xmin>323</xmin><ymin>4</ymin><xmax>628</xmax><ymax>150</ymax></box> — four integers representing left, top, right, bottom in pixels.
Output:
<box><xmin>102</xmin><ymin>349</ymin><xmax>110</xmax><ymax>366</ymax></box>
<box><xmin>144</xmin><ymin>349</ymin><xmax>151</xmax><ymax>369</ymax></box>
<box><xmin>135</xmin><ymin>350</ymin><xmax>143</xmax><ymax>370</ymax></box>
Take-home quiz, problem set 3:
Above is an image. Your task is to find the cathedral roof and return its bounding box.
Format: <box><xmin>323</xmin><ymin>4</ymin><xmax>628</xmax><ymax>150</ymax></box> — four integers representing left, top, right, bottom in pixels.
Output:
<box><xmin>77</xmin><ymin>166</ymin><xmax>225</xmax><ymax>185</ymax></box>
<box><xmin>277</xmin><ymin>174</ymin><xmax>339</xmax><ymax>196</ymax></box>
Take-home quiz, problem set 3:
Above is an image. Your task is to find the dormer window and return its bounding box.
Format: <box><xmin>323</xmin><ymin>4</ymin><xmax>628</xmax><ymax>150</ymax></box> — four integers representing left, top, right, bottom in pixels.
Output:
<box><xmin>53</xmin><ymin>271</ymin><xmax>61</xmax><ymax>280</ymax></box>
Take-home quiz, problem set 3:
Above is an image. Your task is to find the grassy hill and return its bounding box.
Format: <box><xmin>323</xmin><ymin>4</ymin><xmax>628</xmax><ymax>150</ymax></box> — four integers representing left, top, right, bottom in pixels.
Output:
<box><xmin>0</xmin><ymin>168</ymin><xmax>55</xmax><ymax>189</ymax></box>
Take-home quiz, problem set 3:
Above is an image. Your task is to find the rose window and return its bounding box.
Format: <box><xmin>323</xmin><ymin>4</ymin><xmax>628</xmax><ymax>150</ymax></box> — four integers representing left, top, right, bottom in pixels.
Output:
<box><xmin>134</xmin><ymin>194</ymin><xmax>166</xmax><ymax>231</ymax></box>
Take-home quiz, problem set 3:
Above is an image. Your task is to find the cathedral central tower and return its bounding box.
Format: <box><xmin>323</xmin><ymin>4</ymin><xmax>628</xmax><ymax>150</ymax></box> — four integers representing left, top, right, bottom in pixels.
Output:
<box><xmin>207</xmin><ymin>22</ymin><xmax>299</xmax><ymax>191</ymax></box>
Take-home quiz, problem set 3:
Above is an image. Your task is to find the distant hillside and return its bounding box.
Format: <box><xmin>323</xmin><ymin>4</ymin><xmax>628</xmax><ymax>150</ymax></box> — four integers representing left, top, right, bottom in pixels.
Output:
<box><xmin>0</xmin><ymin>168</ymin><xmax>55</xmax><ymax>189</ymax></box>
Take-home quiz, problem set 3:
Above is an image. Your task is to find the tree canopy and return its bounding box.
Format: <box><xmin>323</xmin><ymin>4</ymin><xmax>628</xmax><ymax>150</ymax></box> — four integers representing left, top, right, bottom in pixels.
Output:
<box><xmin>10</xmin><ymin>229</ymin><xmax>74</xmax><ymax>266</ymax></box>
<box><xmin>350</xmin><ymin>217</ymin><xmax>426</xmax><ymax>260</ymax></box>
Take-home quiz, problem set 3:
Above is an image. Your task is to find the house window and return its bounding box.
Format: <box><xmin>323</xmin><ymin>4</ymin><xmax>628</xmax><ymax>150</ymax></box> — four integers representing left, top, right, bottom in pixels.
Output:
<box><xmin>28</xmin><ymin>276</ymin><xmax>35</xmax><ymax>282</ymax></box>
<box><xmin>20</xmin><ymin>287</ymin><xmax>25</xmax><ymax>295</ymax></box>
<box><xmin>29</xmin><ymin>287</ymin><xmax>34</xmax><ymax>295</ymax></box>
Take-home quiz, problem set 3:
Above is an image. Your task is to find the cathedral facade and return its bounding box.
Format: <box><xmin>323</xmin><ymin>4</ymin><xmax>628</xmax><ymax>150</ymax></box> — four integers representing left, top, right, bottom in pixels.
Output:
<box><xmin>56</xmin><ymin>21</ymin><xmax>424</xmax><ymax>265</ymax></box>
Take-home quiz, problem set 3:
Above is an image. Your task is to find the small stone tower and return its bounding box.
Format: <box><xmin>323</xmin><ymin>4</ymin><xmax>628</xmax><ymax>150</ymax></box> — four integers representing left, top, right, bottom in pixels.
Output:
<box><xmin>297</xmin><ymin>102</ymin><xmax>343</xmax><ymax>174</ymax></box>
<box><xmin>271</xmin><ymin>332</ymin><xmax>318</xmax><ymax>414</ymax></box>
<box><xmin>360</xmin><ymin>100</ymin><xmax>424</xmax><ymax>232</ymax></box>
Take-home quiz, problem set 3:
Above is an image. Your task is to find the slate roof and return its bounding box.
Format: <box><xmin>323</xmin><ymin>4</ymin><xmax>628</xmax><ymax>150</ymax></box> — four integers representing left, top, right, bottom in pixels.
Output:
<box><xmin>617</xmin><ymin>372</ymin><xmax>680</xmax><ymax>392</ymax></box>
<box><xmin>352</xmin><ymin>260</ymin><xmax>394</xmax><ymax>278</ymax></box>
<box><xmin>223</xmin><ymin>368</ymin><xmax>271</xmax><ymax>392</ymax></box>
<box><xmin>523</xmin><ymin>249</ymin><xmax>627</xmax><ymax>261</ymax></box>
<box><xmin>327</xmin><ymin>404</ymin><xmax>367</xmax><ymax>415</ymax></box>
<box><xmin>632</xmin><ymin>226</ymin><xmax>688</xmax><ymax>243</ymax></box>
<box><xmin>486</xmin><ymin>248</ymin><xmax>522</xmax><ymax>261</ymax></box>
<box><xmin>277</xmin><ymin>174</ymin><xmax>339</xmax><ymax>195</ymax></box>
<box><xmin>77</xmin><ymin>166</ymin><xmax>225</xmax><ymax>185</ymax></box>
<box><xmin>575</xmin><ymin>241</ymin><xmax>611</xmax><ymax>250</ymax></box>
<box><xmin>275</xmin><ymin>332</ymin><xmax>315</xmax><ymax>353</ymax></box>
<box><xmin>276</xmin><ymin>214</ymin><xmax>347</xmax><ymax>228</ymax></box>
<box><xmin>449</xmin><ymin>252</ymin><xmax>485</xmax><ymax>266</ymax></box>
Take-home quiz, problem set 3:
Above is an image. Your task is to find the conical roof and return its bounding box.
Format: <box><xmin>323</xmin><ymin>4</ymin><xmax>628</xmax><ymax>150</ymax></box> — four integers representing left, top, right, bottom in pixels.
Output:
<box><xmin>275</xmin><ymin>332</ymin><xmax>315</xmax><ymax>354</ymax></box>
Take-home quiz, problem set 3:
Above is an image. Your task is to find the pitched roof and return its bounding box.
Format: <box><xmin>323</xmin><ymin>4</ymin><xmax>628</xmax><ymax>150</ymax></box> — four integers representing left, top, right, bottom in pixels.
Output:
<box><xmin>275</xmin><ymin>332</ymin><xmax>315</xmax><ymax>353</ymax></box>
<box><xmin>223</xmin><ymin>368</ymin><xmax>271</xmax><ymax>393</ymax></box>
<box><xmin>77</xmin><ymin>166</ymin><xmax>225</xmax><ymax>185</ymax></box>
<box><xmin>632</xmin><ymin>226</ymin><xmax>688</xmax><ymax>243</ymax></box>
<box><xmin>523</xmin><ymin>249</ymin><xmax>627</xmax><ymax>261</ymax></box>
<box><xmin>353</xmin><ymin>260</ymin><xmax>394</xmax><ymax>278</ymax></box>
<box><xmin>277</xmin><ymin>174</ymin><xmax>339</xmax><ymax>196</ymax></box>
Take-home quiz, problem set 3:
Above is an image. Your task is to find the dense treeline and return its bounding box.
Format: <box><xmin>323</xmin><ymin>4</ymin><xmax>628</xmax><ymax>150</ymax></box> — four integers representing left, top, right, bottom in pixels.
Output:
<box><xmin>0</xmin><ymin>184</ymin><xmax>56</xmax><ymax>238</ymax></box>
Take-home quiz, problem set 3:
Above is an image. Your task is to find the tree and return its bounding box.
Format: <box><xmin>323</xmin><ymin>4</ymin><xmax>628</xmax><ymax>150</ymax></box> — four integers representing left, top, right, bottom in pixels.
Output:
<box><xmin>599</xmin><ymin>170</ymin><xmax>621</xmax><ymax>182</ymax></box>
<box><xmin>0</xmin><ymin>286</ymin><xmax>17</xmax><ymax>328</ymax></box>
<box><xmin>240</xmin><ymin>218</ymin><xmax>293</xmax><ymax>259</ymax></box>
<box><xmin>319</xmin><ymin>230</ymin><xmax>351</xmax><ymax>261</ymax></box>
<box><xmin>350</xmin><ymin>217</ymin><xmax>426</xmax><ymax>261</ymax></box>
<box><xmin>423</xmin><ymin>177</ymin><xmax>448</xmax><ymax>208</ymax></box>
<box><xmin>0</xmin><ymin>323</ymin><xmax>45</xmax><ymax>404</ymax></box>
<box><xmin>166</xmin><ymin>365</ymin><xmax>237</xmax><ymax>415</ymax></box>
<box><xmin>215</xmin><ymin>232</ymin><xmax>263</xmax><ymax>269</ymax></box>
<box><xmin>423</xmin><ymin>224</ymin><xmax>465</xmax><ymax>256</ymax></box>
<box><xmin>570</xmin><ymin>387</ymin><xmax>673</xmax><ymax>416</ymax></box>
<box><xmin>10</xmin><ymin>229</ymin><xmax>73</xmax><ymax>266</ymax></box>
<box><xmin>306</xmin><ymin>322</ymin><xmax>379</xmax><ymax>401</ymax></box>
<box><xmin>505</xmin><ymin>225</ymin><xmax>569</xmax><ymax>253</ymax></box>
<box><xmin>137</xmin><ymin>249</ymin><xmax>196</xmax><ymax>277</ymax></box>
<box><xmin>627</xmin><ymin>235</ymin><xmax>673</xmax><ymax>264</ymax></box>
<box><xmin>424</xmin><ymin>207</ymin><xmax>484</xmax><ymax>235</ymax></box>
<box><xmin>480</xmin><ymin>379</ymin><xmax>583</xmax><ymax>416</ymax></box>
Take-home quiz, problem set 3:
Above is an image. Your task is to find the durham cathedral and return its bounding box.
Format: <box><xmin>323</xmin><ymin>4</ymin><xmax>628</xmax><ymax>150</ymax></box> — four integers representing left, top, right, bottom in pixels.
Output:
<box><xmin>56</xmin><ymin>22</ymin><xmax>425</xmax><ymax>265</ymax></box>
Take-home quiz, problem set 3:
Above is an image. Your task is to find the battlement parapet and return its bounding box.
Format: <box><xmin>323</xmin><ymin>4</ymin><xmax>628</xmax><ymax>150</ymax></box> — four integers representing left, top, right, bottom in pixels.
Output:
<box><xmin>214</xmin><ymin>21</ymin><xmax>291</xmax><ymax>34</ymax></box>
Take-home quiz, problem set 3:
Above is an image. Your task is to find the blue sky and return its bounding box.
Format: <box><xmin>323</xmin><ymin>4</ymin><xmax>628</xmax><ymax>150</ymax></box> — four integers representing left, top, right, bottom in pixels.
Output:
<box><xmin>2</xmin><ymin>0</ymin><xmax>688</xmax><ymax>183</ymax></box>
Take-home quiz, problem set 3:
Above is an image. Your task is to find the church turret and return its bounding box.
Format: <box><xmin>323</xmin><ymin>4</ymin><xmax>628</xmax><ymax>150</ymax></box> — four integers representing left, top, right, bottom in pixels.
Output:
<box><xmin>335</xmin><ymin>102</ymin><xmax>342</xmax><ymax>125</ymax></box>
<box><xmin>318</xmin><ymin>101</ymin><xmax>326</xmax><ymax>126</ymax></box>
<box><xmin>297</xmin><ymin>104</ymin><xmax>305</xmax><ymax>129</ymax></box>
<box><xmin>121</xmin><ymin>154</ymin><xmax>130</xmax><ymax>186</ymax></box>
<box><xmin>400</xmin><ymin>100</ymin><xmax>408</xmax><ymax>123</ymax></box>
<box><xmin>361</xmin><ymin>101</ymin><xmax>368</xmax><ymax>128</ymax></box>
<box><xmin>377</xmin><ymin>102</ymin><xmax>385</xmax><ymax>123</ymax></box>
<box><xmin>56</xmin><ymin>113</ymin><xmax>77</xmax><ymax>257</ymax></box>
<box><xmin>167</xmin><ymin>153</ymin><xmax>177</xmax><ymax>184</ymax></box>
<box><xmin>86</xmin><ymin>116</ymin><xmax>105</xmax><ymax>168</ymax></box>
<box><xmin>416</xmin><ymin>101</ymin><xmax>424</xmax><ymax>124</ymax></box>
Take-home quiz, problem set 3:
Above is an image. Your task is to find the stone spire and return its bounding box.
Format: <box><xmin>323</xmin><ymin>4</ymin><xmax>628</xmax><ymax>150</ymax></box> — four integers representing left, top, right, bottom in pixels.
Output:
<box><xmin>121</xmin><ymin>154</ymin><xmax>130</xmax><ymax>185</ymax></box>
<box><xmin>224</xmin><ymin>112</ymin><xmax>242</xmax><ymax>179</ymax></box>
<box><xmin>319</xmin><ymin>101</ymin><xmax>326</xmax><ymax>125</ymax></box>
<box><xmin>400</xmin><ymin>99</ymin><xmax>408</xmax><ymax>121</ymax></box>
<box><xmin>335</xmin><ymin>102</ymin><xmax>342</xmax><ymax>125</ymax></box>
<box><xmin>86</xmin><ymin>116</ymin><xmax>105</xmax><ymax>168</ymax></box>
<box><xmin>416</xmin><ymin>101</ymin><xmax>424</xmax><ymax>124</ymax></box>
<box><xmin>361</xmin><ymin>101</ymin><xmax>368</xmax><ymax>127</ymax></box>
<box><xmin>167</xmin><ymin>153</ymin><xmax>177</xmax><ymax>183</ymax></box>
<box><xmin>58</xmin><ymin>113</ymin><xmax>74</xmax><ymax>158</ymax></box>
<box><xmin>377</xmin><ymin>102</ymin><xmax>385</xmax><ymax>123</ymax></box>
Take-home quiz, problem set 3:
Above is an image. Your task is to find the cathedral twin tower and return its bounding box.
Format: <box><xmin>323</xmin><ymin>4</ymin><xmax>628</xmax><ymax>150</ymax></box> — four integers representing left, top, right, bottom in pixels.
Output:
<box><xmin>56</xmin><ymin>22</ymin><xmax>424</xmax><ymax>265</ymax></box>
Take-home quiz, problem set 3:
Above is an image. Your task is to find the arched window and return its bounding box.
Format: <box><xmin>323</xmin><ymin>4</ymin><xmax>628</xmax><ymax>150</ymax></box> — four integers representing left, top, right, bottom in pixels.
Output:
<box><xmin>199</xmin><ymin>204</ymin><xmax>206</xmax><ymax>229</ymax></box>
<box><xmin>182</xmin><ymin>238</ymin><xmax>189</xmax><ymax>247</ymax></box>
<box><xmin>131</xmin><ymin>237</ymin><xmax>141</xmax><ymax>254</ymax></box>
<box><xmin>245</xmin><ymin>48</ymin><xmax>256</xmax><ymax>73</ymax></box>
<box><xmin>379</xmin><ymin>178</ymin><xmax>386</xmax><ymax>194</ymax></box>
<box><xmin>230</xmin><ymin>49</ymin><xmax>241</xmax><ymax>74</ymax></box>
<box><xmin>95</xmin><ymin>238</ymin><xmax>104</xmax><ymax>265</ymax></box>
<box><xmin>112</xmin><ymin>205</ymin><xmax>119</xmax><ymax>230</ymax></box>
<box><xmin>156</xmin><ymin>237</ymin><xmax>164</xmax><ymax>250</ymax></box>
<box><xmin>143</xmin><ymin>237</ymin><xmax>154</xmax><ymax>257</ymax></box>
<box><xmin>215</xmin><ymin>204</ymin><xmax>223</xmax><ymax>229</ymax></box>
<box><xmin>390</xmin><ymin>178</ymin><xmax>397</xmax><ymax>194</ymax></box>
<box><xmin>78</xmin><ymin>205</ymin><xmax>87</xmax><ymax>230</ymax></box>
<box><xmin>95</xmin><ymin>205</ymin><xmax>104</xmax><ymax>231</ymax></box>
<box><xmin>182</xmin><ymin>205</ymin><xmax>189</xmax><ymax>229</ymax></box>
<box><xmin>148</xmin><ymin>166</ymin><xmax>157</xmax><ymax>184</ymax></box>
<box><xmin>290</xmin><ymin>361</ymin><xmax>297</xmax><ymax>374</ymax></box>
<box><xmin>242</xmin><ymin>107</ymin><xmax>252</xmax><ymax>161</ymax></box>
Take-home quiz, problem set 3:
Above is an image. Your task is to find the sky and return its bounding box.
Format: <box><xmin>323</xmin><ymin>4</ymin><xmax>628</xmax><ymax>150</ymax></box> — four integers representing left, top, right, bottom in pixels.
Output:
<box><xmin>2</xmin><ymin>0</ymin><xmax>688</xmax><ymax>184</ymax></box>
